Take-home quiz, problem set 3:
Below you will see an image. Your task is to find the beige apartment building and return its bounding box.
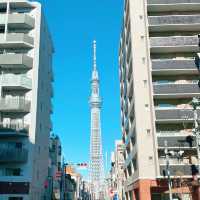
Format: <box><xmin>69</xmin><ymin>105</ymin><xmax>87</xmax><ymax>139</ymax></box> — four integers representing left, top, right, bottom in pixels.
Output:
<box><xmin>119</xmin><ymin>0</ymin><xmax>200</xmax><ymax>199</ymax></box>
<box><xmin>0</xmin><ymin>0</ymin><xmax>53</xmax><ymax>199</ymax></box>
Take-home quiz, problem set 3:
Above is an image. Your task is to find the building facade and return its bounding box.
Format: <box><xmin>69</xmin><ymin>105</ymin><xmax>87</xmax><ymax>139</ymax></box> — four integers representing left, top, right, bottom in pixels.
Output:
<box><xmin>0</xmin><ymin>0</ymin><xmax>53</xmax><ymax>199</ymax></box>
<box><xmin>114</xmin><ymin>140</ymin><xmax>125</xmax><ymax>200</ymax></box>
<box><xmin>49</xmin><ymin>134</ymin><xmax>62</xmax><ymax>200</ymax></box>
<box><xmin>109</xmin><ymin>140</ymin><xmax>125</xmax><ymax>200</ymax></box>
<box><xmin>64</xmin><ymin>165</ymin><xmax>83</xmax><ymax>200</ymax></box>
<box><xmin>119</xmin><ymin>0</ymin><xmax>200</xmax><ymax>199</ymax></box>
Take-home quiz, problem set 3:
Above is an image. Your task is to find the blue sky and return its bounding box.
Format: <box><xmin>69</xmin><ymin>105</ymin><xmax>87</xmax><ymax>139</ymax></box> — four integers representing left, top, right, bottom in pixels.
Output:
<box><xmin>38</xmin><ymin>0</ymin><xmax>123</xmax><ymax>172</ymax></box>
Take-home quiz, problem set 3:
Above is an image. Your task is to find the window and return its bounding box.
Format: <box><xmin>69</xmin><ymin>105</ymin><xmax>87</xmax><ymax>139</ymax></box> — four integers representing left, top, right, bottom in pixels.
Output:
<box><xmin>147</xmin><ymin>129</ymin><xmax>151</xmax><ymax>135</ymax></box>
<box><xmin>13</xmin><ymin>168</ymin><xmax>21</xmax><ymax>176</ymax></box>
<box><xmin>6</xmin><ymin>168</ymin><xmax>21</xmax><ymax>176</ymax></box>
<box><xmin>52</xmin><ymin>144</ymin><xmax>56</xmax><ymax>151</ymax></box>
<box><xmin>15</xmin><ymin>142</ymin><xmax>22</xmax><ymax>149</ymax></box>
<box><xmin>58</xmin><ymin>145</ymin><xmax>62</xmax><ymax>155</ymax></box>
<box><xmin>40</xmin><ymin>103</ymin><xmax>43</xmax><ymax>112</ymax></box>
<box><xmin>0</xmin><ymin>7</ymin><xmax>6</xmax><ymax>13</ymax></box>
<box><xmin>0</xmin><ymin>26</ymin><xmax>5</xmax><ymax>33</ymax></box>
<box><xmin>9</xmin><ymin>197</ymin><xmax>23</xmax><ymax>200</ymax></box>
<box><xmin>37</xmin><ymin>170</ymin><xmax>39</xmax><ymax>180</ymax></box>
<box><xmin>58</xmin><ymin>162</ymin><xmax>61</xmax><ymax>171</ymax></box>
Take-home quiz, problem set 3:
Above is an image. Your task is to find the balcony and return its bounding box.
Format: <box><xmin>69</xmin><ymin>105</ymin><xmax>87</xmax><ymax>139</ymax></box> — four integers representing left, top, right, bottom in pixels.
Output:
<box><xmin>147</xmin><ymin>0</ymin><xmax>200</xmax><ymax>12</ymax></box>
<box><xmin>124</xmin><ymin>148</ymin><xmax>137</xmax><ymax>169</ymax></box>
<box><xmin>0</xmin><ymin>13</ymin><xmax>35</xmax><ymax>29</ymax></box>
<box><xmin>1</xmin><ymin>74</ymin><xmax>32</xmax><ymax>90</ymax></box>
<box><xmin>155</xmin><ymin>108</ymin><xmax>200</xmax><ymax>123</ymax></box>
<box><xmin>0</xmin><ymin>147</ymin><xmax>28</xmax><ymax>163</ymax></box>
<box><xmin>149</xmin><ymin>15</ymin><xmax>200</xmax><ymax>32</ymax></box>
<box><xmin>0</xmin><ymin>98</ymin><xmax>31</xmax><ymax>113</ymax></box>
<box><xmin>150</xmin><ymin>36</ymin><xmax>199</xmax><ymax>53</ymax></box>
<box><xmin>151</xmin><ymin>59</ymin><xmax>199</xmax><ymax>75</ymax></box>
<box><xmin>159</xmin><ymin>157</ymin><xmax>193</xmax><ymax>165</ymax></box>
<box><xmin>1</xmin><ymin>1</ymin><xmax>33</xmax><ymax>9</ymax></box>
<box><xmin>0</xmin><ymin>54</ymin><xmax>33</xmax><ymax>69</ymax></box>
<box><xmin>160</xmin><ymin>165</ymin><xmax>198</xmax><ymax>176</ymax></box>
<box><xmin>0</xmin><ymin>33</ymin><xmax>34</xmax><ymax>48</ymax></box>
<box><xmin>8</xmin><ymin>13</ymin><xmax>35</xmax><ymax>29</ymax></box>
<box><xmin>0</xmin><ymin>122</ymin><xmax>29</xmax><ymax>137</ymax></box>
<box><xmin>124</xmin><ymin>153</ymin><xmax>133</xmax><ymax>169</ymax></box>
<box><xmin>157</xmin><ymin>136</ymin><xmax>196</xmax><ymax>148</ymax></box>
<box><xmin>153</xmin><ymin>83</ymin><xmax>200</xmax><ymax>99</ymax></box>
<box><xmin>157</xmin><ymin>130</ymin><xmax>193</xmax><ymax>137</ymax></box>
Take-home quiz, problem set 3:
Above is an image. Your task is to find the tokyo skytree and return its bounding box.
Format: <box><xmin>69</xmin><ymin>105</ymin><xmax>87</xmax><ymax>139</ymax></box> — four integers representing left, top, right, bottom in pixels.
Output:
<box><xmin>89</xmin><ymin>40</ymin><xmax>104</xmax><ymax>200</ymax></box>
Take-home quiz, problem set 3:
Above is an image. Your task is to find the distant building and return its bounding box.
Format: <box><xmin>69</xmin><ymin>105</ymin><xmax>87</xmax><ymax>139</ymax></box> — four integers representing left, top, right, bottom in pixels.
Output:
<box><xmin>119</xmin><ymin>0</ymin><xmax>200</xmax><ymax>199</ymax></box>
<box><xmin>110</xmin><ymin>140</ymin><xmax>125</xmax><ymax>200</ymax></box>
<box><xmin>64</xmin><ymin>165</ymin><xmax>82</xmax><ymax>200</ymax></box>
<box><xmin>49</xmin><ymin>134</ymin><xmax>62</xmax><ymax>200</ymax></box>
<box><xmin>0</xmin><ymin>0</ymin><xmax>53</xmax><ymax>199</ymax></box>
<box><xmin>64</xmin><ymin>174</ymin><xmax>76</xmax><ymax>200</ymax></box>
<box><xmin>80</xmin><ymin>181</ymin><xmax>91</xmax><ymax>200</ymax></box>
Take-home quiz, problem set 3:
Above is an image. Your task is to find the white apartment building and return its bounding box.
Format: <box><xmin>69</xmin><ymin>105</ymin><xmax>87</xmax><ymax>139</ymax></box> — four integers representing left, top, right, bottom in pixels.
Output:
<box><xmin>119</xmin><ymin>0</ymin><xmax>200</xmax><ymax>200</ymax></box>
<box><xmin>0</xmin><ymin>0</ymin><xmax>53</xmax><ymax>199</ymax></box>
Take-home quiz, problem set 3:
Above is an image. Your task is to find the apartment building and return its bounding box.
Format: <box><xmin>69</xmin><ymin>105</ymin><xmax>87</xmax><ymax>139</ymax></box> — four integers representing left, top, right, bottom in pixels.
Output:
<box><xmin>49</xmin><ymin>134</ymin><xmax>62</xmax><ymax>200</ymax></box>
<box><xmin>0</xmin><ymin>0</ymin><xmax>53</xmax><ymax>199</ymax></box>
<box><xmin>119</xmin><ymin>0</ymin><xmax>200</xmax><ymax>199</ymax></box>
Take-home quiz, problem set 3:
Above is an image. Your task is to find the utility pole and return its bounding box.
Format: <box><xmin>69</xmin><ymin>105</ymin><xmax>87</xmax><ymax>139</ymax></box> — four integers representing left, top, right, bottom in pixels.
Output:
<box><xmin>191</xmin><ymin>97</ymin><xmax>200</xmax><ymax>176</ymax></box>
<box><xmin>164</xmin><ymin>140</ymin><xmax>173</xmax><ymax>200</ymax></box>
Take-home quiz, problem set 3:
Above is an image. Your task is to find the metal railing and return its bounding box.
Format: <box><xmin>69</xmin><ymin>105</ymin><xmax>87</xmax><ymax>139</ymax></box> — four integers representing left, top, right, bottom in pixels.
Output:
<box><xmin>0</xmin><ymin>97</ymin><xmax>31</xmax><ymax>112</ymax></box>
<box><xmin>0</xmin><ymin>74</ymin><xmax>32</xmax><ymax>89</ymax></box>
<box><xmin>0</xmin><ymin>122</ymin><xmax>29</xmax><ymax>133</ymax></box>
<box><xmin>0</xmin><ymin>147</ymin><xmax>28</xmax><ymax>163</ymax></box>
<box><xmin>148</xmin><ymin>0</ymin><xmax>200</xmax><ymax>4</ymax></box>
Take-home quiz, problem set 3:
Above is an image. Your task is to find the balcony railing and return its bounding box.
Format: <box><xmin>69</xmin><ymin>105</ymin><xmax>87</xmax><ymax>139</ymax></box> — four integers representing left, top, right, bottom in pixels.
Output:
<box><xmin>159</xmin><ymin>157</ymin><xmax>193</xmax><ymax>165</ymax></box>
<box><xmin>148</xmin><ymin>0</ymin><xmax>200</xmax><ymax>5</ymax></box>
<box><xmin>0</xmin><ymin>13</ymin><xmax>35</xmax><ymax>29</ymax></box>
<box><xmin>0</xmin><ymin>98</ymin><xmax>31</xmax><ymax>112</ymax></box>
<box><xmin>157</xmin><ymin>136</ymin><xmax>196</xmax><ymax>147</ymax></box>
<box><xmin>153</xmin><ymin>83</ymin><xmax>200</xmax><ymax>98</ymax></box>
<box><xmin>0</xmin><ymin>122</ymin><xmax>29</xmax><ymax>136</ymax></box>
<box><xmin>157</xmin><ymin>130</ymin><xmax>193</xmax><ymax>137</ymax></box>
<box><xmin>0</xmin><ymin>33</ymin><xmax>34</xmax><ymax>48</ymax></box>
<box><xmin>160</xmin><ymin>164</ymin><xmax>198</xmax><ymax>176</ymax></box>
<box><xmin>8</xmin><ymin>13</ymin><xmax>35</xmax><ymax>29</ymax></box>
<box><xmin>0</xmin><ymin>54</ymin><xmax>33</xmax><ymax>69</ymax></box>
<box><xmin>150</xmin><ymin>35</ymin><xmax>199</xmax><ymax>53</ymax></box>
<box><xmin>155</xmin><ymin>108</ymin><xmax>200</xmax><ymax>122</ymax></box>
<box><xmin>147</xmin><ymin>0</ymin><xmax>200</xmax><ymax>12</ymax></box>
<box><xmin>149</xmin><ymin>15</ymin><xmax>200</xmax><ymax>32</ymax></box>
<box><xmin>0</xmin><ymin>147</ymin><xmax>28</xmax><ymax>163</ymax></box>
<box><xmin>1</xmin><ymin>74</ymin><xmax>32</xmax><ymax>90</ymax></box>
<box><xmin>151</xmin><ymin>59</ymin><xmax>199</xmax><ymax>75</ymax></box>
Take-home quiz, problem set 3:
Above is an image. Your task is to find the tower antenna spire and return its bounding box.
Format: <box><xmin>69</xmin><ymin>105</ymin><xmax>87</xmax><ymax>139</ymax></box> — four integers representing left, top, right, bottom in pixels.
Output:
<box><xmin>93</xmin><ymin>40</ymin><xmax>97</xmax><ymax>71</ymax></box>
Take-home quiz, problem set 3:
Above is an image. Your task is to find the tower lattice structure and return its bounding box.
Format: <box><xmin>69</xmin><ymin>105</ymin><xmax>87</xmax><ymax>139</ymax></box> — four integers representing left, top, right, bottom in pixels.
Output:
<box><xmin>89</xmin><ymin>41</ymin><xmax>104</xmax><ymax>200</ymax></box>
